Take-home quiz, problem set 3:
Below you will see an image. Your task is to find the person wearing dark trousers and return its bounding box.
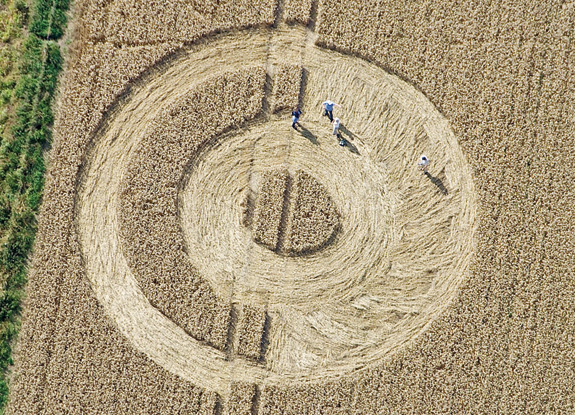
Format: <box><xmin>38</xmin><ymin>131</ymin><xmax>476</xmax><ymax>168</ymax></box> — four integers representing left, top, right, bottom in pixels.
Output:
<box><xmin>321</xmin><ymin>100</ymin><xmax>340</xmax><ymax>122</ymax></box>
<box><xmin>292</xmin><ymin>107</ymin><xmax>302</xmax><ymax>129</ymax></box>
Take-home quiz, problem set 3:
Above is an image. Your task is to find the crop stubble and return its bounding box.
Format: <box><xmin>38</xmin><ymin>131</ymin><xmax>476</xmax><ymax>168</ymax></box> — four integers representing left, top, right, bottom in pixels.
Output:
<box><xmin>9</xmin><ymin>0</ymin><xmax>575</xmax><ymax>414</ymax></box>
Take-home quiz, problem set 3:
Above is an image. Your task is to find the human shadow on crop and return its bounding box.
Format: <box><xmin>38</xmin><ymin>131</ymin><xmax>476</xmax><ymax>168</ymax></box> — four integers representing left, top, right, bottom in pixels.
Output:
<box><xmin>338</xmin><ymin>125</ymin><xmax>360</xmax><ymax>155</ymax></box>
<box><xmin>339</xmin><ymin>124</ymin><xmax>355</xmax><ymax>141</ymax></box>
<box><xmin>340</xmin><ymin>137</ymin><xmax>360</xmax><ymax>155</ymax></box>
<box><xmin>297</xmin><ymin>124</ymin><xmax>318</xmax><ymax>145</ymax></box>
<box><xmin>425</xmin><ymin>172</ymin><xmax>448</xmax><ymax>195</ymax></box>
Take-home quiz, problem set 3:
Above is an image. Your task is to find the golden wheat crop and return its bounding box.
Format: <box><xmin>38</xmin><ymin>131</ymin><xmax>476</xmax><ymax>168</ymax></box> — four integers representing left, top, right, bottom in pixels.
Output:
<box><xmin>252</xmin><ymin>170</ymin><xmax>288</xmax><ymax>250</ymax></box>
<box><xmin>8</xmin><ymin>0</ymin><xmax>575</xmax><ymax>414</ymax></box>
<box><xmin>236</xmin><ymin>305</ymin><xmax>267</xmax><ymax>360</ymax></box>
<box><xmin>226</xmin><ymin>382</ymin><xmax>257</xmax><ymax>415</ymax></box>
<box><xmin>272</xmin><ymin>64</ymin><xmax>302</xmax><ymax>113</ymax></box>
<box><xmin>283</xmin><ymin>0</ymin><xmax>313</xmax><ymax>25</ymax></box>
<box><xmin>79</xmin><ymin>0</ymin><xmax>276</xmax><ymax>44</ymax></box>
<box><xmin>284</xmin><ymin>170</ymin><xmax>339</xmax><ymax>254</ymax></box>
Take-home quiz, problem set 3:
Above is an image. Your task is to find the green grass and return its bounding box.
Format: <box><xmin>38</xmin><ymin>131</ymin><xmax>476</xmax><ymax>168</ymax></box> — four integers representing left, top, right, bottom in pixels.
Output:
<box><xmin>0</xmin><ymin>0</ymin><xmax>68</xmax><ymax>411</ymax></box>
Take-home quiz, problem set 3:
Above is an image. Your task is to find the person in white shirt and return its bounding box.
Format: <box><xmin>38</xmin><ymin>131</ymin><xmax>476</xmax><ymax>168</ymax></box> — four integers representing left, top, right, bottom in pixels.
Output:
<box><xmin>332</xmin><ymin>117</ymin><xmax>341</xmax><ymax>136</ymax></box>
<box><xmin>332</xmin><ymin>118</ymin><xmax>346</xmax><ymax>146</ymax></box>
<box><xmin>321</xmin><ymin>100</ymin><xmax>340</xmax><ymax>122</ymax></box>
<box><xmin>418</xmin><ymin>155</ymin><xmax>429</xmax><ymax>174</ymax></box>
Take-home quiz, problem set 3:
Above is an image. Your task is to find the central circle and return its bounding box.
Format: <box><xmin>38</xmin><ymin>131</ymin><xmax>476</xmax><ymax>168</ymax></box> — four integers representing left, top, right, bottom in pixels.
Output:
<box><xmin>247</xmin><ymin>168</ymin><xmax>340</xmax><ymax>255</ymax></box>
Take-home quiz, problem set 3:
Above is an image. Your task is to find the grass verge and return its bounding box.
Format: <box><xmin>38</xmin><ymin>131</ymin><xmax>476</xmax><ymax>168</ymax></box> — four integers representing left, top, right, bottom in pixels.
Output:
<box><xmin>0</xmin><ymin>0</ymin><xmax>68</xmax><ymax>410</ymax></box>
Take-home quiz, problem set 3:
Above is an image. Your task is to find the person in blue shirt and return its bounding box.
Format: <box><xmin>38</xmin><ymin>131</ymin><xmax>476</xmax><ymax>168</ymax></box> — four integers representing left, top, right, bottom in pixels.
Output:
<box><xmin>321</xmin><ymin>100</ymin><xmax>340</xmax><ymax>122</ymax></box>
<box><xmin>292</xmin><ymin>107</ymin><xmax>302</xmax><ymax>129</ymax></box>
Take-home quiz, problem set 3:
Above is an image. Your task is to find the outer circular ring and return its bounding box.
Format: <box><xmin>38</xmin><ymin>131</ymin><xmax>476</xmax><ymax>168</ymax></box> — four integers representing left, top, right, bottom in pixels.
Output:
<box><xmin>77</xmin><ymin>27</ymin><xmax>476</xmax><ymax>396</ymax></box>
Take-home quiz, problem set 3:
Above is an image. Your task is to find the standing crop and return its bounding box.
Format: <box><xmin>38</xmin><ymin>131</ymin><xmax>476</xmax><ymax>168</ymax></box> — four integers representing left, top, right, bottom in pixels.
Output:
<box><xmin>252</xmin><ymin>170</ymin><xmax>289</xmax><ymax>250</ymax></box>
<box><xmin>284</xmin><ymin>171</ymin><xmax>339</xmax><ymax>255</ymax></box>
<box><xmin>272</xmin><ymin>64</ymin><xmax>302</xmax><ymax>113</ymax></box>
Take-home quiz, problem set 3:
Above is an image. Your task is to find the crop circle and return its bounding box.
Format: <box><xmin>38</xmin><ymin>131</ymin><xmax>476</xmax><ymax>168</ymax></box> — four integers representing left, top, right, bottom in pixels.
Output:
<box><xmin>77</xmin><ymin>27</ymin><xmax>476</xmax><ymax>396</ymax></box>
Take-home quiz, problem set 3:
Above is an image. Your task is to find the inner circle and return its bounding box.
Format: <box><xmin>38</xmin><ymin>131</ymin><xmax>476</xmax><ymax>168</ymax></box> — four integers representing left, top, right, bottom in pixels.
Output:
<box><xmin>179</xmin><ymin>119</ymin><xmax>395</xmax><ymax>311</ymax></box>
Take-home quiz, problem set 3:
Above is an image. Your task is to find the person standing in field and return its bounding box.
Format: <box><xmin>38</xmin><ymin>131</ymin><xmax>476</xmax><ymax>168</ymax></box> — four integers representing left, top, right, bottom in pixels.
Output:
<box><xmin>321</xmin><ymin>99</ymin><xmax>340</xmax><ymax>122</ymax></box>
<box><xmin>332</xmin><ymin>118</ymin><xmax>347</xmax><ymax>146</ymax></box>
<box><xmin>292</xmin><ymin>107</ymin><xmax>302</xmax><ymax>129</ymax></box>
<box><xmin>332</xmin><ymin>117</ymin><xmax>341</xmax><ymax>136</ymax></box>
<box><xmin>418</xmin><ymin>155</ymin><xmax>429</xmax><ymax>174</ymax></box>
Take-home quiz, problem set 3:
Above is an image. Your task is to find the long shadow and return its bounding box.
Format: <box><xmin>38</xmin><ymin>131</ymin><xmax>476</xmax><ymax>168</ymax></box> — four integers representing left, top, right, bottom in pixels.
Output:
<box><xmin>339</xmin><ymin>124</ymin><xmax>355</xmax><ymax>141</ymax></box>
<box><xmin>296</xmin><ymin>124</ymin><xmax>318</xmax><ymax>145</ymax></box>
<box><xmin>425</xmin><ymin>172</ymin><xmax>448</xmax><ymax>195</ymax></box>
<box><xmin>340</xmin><ymin>137</ymin><xmax>360</xmax><ymax>155</ymax></box>
<box><xmin>337</xmin><ymin>124</ymin><xmax>360</xmax><ymax>155</ymax></box>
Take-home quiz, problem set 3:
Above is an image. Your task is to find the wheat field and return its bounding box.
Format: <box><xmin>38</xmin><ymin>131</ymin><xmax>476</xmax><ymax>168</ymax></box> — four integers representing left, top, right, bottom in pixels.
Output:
<box><xmin>8</xmin><ymin>0</ymin><xmax>575</xmax><ymax>414</ymax></box>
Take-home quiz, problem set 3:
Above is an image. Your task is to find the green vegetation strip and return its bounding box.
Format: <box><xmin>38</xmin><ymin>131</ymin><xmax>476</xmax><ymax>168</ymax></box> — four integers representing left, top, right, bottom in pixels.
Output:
<box><xmin>0</xmin><ymin>0</ymin><xmax>69</xmax><ymax>410</ymax></box>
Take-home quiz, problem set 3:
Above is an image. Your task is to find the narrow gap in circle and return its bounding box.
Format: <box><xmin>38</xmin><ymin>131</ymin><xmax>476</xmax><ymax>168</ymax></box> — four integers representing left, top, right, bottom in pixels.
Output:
<box><xmin>214</xmin><ymin>393</ymin><xmax>223</xmax><ymax>415</ymax></box>
<box><xmin>242</xmin><ymin>187</ymin><xmax>256</xmax><ymax>228</ymax></box>
<box><xmin>349</xmin><ymin>378</ymin><xmax>358</xmax><ymax>413</ymax></box>
<box><xmin>224</xmin><ymin>305</ymin><xmax>238</xmax><ymax>360</ymax></box>
<box><xmin>272</xmin><ymin>0</ymin><xmax>284</xmax><ymax>27</ymax></box>
<box><xmin>258</xmin><ymin>313</ymin><xmax>272</xmax><ymax>362</ymax></box>
<box><xmin>261</xmin><ymin>72</ymin><xmax>274</xmax><ymax>117</ymax></box>
<box><xmin>251</xmin><ymin>384</ymin><xmax>262</xmax><ymax>415</ymax></box>
<box><xmin>308</xmin><ymin>0</ymin><xmax>320</xmax><ymax>32</ymax></box>
<box><xmin>298</xmin><ymin>67</ymin><xmax>309</xmax><ymax>109</ymax></box>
